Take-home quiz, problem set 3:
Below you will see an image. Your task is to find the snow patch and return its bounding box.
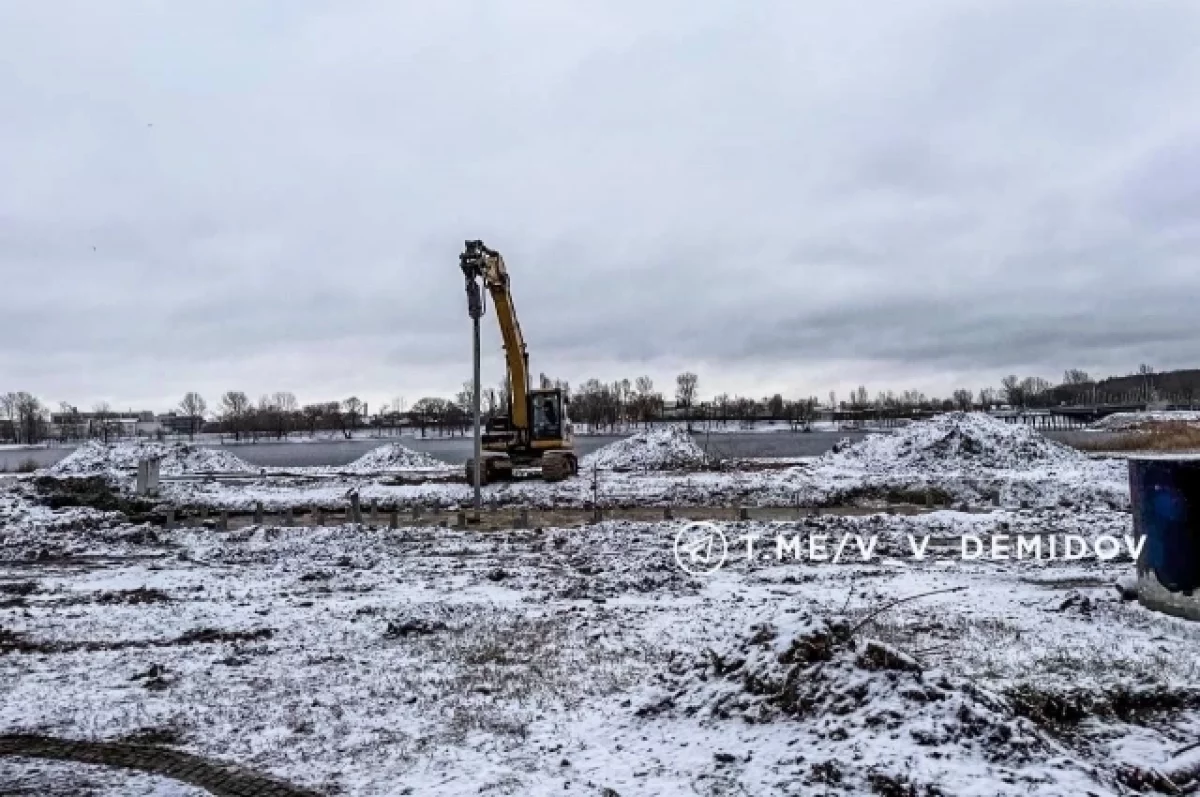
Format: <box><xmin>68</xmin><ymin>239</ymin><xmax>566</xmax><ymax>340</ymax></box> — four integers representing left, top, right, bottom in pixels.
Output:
<box><xmin>581</xmin><ymin>426</ymin><xmax>708</xmax><ymax>471</ymax></box>
<box><xmin>1090</xmin><ymin>411</ymin><xmax>1200</xmax><ymax>431</ymax></box>
<box><xmin>820</xmin><ymin>412</ymin><xmax>1083</xmax><ymax>471</ymax></box>
<box><xmin>795</xmin><ymin>412</ymin><xmax>1128</xmax><ymax>508</ymax></box>
<box><xmin>341</xmin><ymin>443</ymin><xmax>443</xmax><ymax>472</ymax></box>
<box><xmin>49</xmin><ymin>441</ymin><xmax>255</xmax><ymax>479</ymax></box>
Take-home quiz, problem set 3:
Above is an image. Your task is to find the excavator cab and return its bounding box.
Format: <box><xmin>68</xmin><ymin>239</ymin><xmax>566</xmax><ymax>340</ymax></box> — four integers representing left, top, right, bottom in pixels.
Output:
<box><xmin>530</xmin><ymin>389</ymin><xmax>566</xmax><ymax>441</ymax></box>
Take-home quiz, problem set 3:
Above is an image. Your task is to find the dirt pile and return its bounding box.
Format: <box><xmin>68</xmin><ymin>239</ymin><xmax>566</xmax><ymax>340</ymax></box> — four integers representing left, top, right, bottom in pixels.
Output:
<box><xmin>49</xmin><ymin>441</ymin><xmax>255</xmax><ymax>479</ymax></box>
<box><xmin>341</xmin><ymin>443</ymin><xmax>441</xmax><ymax>472</ymax></box>
<box><xmin>821</xmin><ymin>412</ymin><xmax>1082</xmax><ymax>472</ymax></box>
<box><xmin>533</xmin><ymin>521</ymin><xmax>700</xmax><ymax>599</ymax></box>
<box><xmin>643</xmin><ymin>612</ymin><xmax>1144</xmax><ymax>794</ymax></box>
<box><xmin>581</xmin><ymin>426</ymin><xmax>708</xmax><ymax>471</ymax></box>
<box><xmin>796</xmin><ymin>413</ymin><xmax>1128</xmax><ymax>508</ymax></box>
<box><xmin>0</xmin><ymin>488</ymin><xmax>148</xmax><ymax>560</ymax></box>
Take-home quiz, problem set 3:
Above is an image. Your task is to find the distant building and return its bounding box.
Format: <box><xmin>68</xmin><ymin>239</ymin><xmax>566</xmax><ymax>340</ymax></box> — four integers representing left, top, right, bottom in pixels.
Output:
<box><xmin>48</xmin><ymin>409</ymin><xmax>162</xmax><ymax>439</ymax></box>
<box><xmin>156</xmin><ymin>412</ymin><xmax>204</xmax><ymax>435</ymax></box>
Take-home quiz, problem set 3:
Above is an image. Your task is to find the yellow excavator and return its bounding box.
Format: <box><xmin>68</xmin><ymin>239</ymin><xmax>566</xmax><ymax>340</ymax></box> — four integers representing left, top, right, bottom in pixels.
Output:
<box><xmin>459</xmin><ymin>240</ymin><xmax>577</xmax><ymax>484</ymax></box>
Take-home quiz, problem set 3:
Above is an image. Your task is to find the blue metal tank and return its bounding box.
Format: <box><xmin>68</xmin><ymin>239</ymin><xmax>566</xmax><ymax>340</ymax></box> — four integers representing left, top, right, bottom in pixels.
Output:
<box><xmin>1130</xmin><ymin>455</ymin><xmax>1200</xmax><ymax>620</ymax></box>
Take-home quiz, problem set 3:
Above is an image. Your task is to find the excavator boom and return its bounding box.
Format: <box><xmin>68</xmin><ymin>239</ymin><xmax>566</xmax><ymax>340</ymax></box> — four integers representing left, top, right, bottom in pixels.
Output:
<box><xmin>460</xmin><ymin>240</ymin><xmax>530</xmax><ymax>434</ymax></box>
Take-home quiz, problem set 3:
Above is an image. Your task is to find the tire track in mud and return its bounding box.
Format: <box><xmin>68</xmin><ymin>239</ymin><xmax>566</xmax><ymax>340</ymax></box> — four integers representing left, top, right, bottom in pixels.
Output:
<box><xmin>0</xmin><ymin>734</ymin><xmax>324</xmax><ymax>797</ymax></box>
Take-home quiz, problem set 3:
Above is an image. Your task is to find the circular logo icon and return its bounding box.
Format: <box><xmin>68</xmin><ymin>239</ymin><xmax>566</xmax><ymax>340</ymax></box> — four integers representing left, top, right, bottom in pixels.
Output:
<box><xmin>673</xmin><ymin>521</ymin><xmax>728</xmax><ymax>575</ymax></box>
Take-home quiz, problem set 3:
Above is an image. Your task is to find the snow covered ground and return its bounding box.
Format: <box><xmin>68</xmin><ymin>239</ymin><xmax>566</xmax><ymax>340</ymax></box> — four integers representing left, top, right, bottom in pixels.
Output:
<box><xmin>1091</xmin><ymin>411</ymin><xmax>1200</xmax><ymax>431</ymax></box>
<box><xmin>2</xmin><ymin>492</ymin><xmax>1198</xmax><ymax>795</ymax></box>
<box><xmin>4</xmin><ymin>414</ymin><xmax>1189</xmax><ymax>795</ymax></box>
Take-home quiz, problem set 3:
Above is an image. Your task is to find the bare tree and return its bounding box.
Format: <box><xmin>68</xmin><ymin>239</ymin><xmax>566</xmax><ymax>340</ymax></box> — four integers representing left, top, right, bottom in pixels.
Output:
<box><xmin>300</xmin><ymin>404</ymin><xmax>324</xmax><ymax>437</ymax></box>
<box><xmin>633</xmin><ymin>376</ymin><xmax>658</xmax><ymax>428</ymax></box>
<box><xmin>92</xmin><ymin>401</ymin><xmax>114</xmax><ymax>442</ymax></box>
<box><xmin>952</xmin><ymin>389</ymin><xmax>973</xmax><ymax>411</ymax></box>
<box><xmin>342</xmin><ymin>397</ymin><xmax>364</xmax><ymax>438</ymax></box>
<box><xmin>179</xmin><ymin>392</ymin><xmax>207</xmax><ymax>440</ymax></box>
<box><xmin>270</xmin><ymin>392</ymin><xmax>297</xmax><ymax>439</ymax></box>
<box><xmin>220</xmin><ymin>391</ymin><xmax>250</xmax><ymax>441</ymax></box>
<box><xmin>787</xmin><ymin>397</ymin><xmax>818</xmax><ymax>431</ymax></box>
<box><xmin>675</xmin><ymin>372</ymin><xmax>699</xmax><ymax>430</ymax></box>
<box><xmin>13</xmin><ymin>393</ymin><xmax>46</xmax><ymax>444</ymax></box>
<box><xmin>767</xmin><ymin>393</ymin><xmax>785</xmax><ymax>419</ymax></box>
<box><xmin>675</xmin><ymin>373</ymin><xmax>698</xmax><ymax>409</ymax></box>
<box><xmin>1000</xmin><ymin>375</ymin><xmax>1023</xmax><ymax>408</ymax></box>
<box><xmin>0</xmin><ymin>393</ymin><xmax>16</xmax><ymax>442</ymax></box>
<box><xmin>497</xmin><ymin>374</ymin><xmax>511</xmax><ymax>415</ymax></box>
<box><xmin>1062</xmin><ymin>369</ymin><xmax>1092</xmax><ymax>385</ymax></box>
<box><xmin>455</xmin><ymin>381</ymin><xmax>477</xmax><ymax>431</ymax></box>
<box><xmin>1019</xmin><ymin>376</ymin><xmax>1051</xmax><ymax>407</ymax></box>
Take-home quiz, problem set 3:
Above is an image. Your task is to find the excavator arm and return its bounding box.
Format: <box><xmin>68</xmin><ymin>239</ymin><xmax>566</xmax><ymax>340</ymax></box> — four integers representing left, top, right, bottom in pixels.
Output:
<box><xmin>460</xmin><ymin>240</ymin><xmax>530</xmax><ymax>434</ymax></box>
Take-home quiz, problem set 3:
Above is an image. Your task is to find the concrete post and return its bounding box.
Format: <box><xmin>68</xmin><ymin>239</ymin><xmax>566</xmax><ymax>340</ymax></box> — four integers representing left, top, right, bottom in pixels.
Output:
<box><xmin>284</xmin><ymin>507</ymin><xmax>294</xmax><ymax>526</ymax></box>
<box><xmin>314</xmin><ymin>507</ymin><xmax>325</xmax><ymax>526</ymax></box>
<box><xmin>165</xmin><ymin>508</ymin><xmax>175</xmax><ymax>530</ymax></box>
<box><xmin>254</xmin><ymin>502</ymin><xmax>264</xmax><ymax>525</ymax></box>
<box><xmin>219</xmin><ymin>510</ymin><xmax>229</xmax><ymax>531</ymax></box>
<box><xmin>389</xmin><ymin>509</ymin><xmax>399</xmax><ymax>529</ymax></box>
<box><xmin>737</xmin><ymin>507</ymin><xmax>750</xmax><ymax>521</ymax></box>
<box><xmin>350</xmin><ymin>493</ymin><xmax>362</xmax><ymax>524</ymax></box>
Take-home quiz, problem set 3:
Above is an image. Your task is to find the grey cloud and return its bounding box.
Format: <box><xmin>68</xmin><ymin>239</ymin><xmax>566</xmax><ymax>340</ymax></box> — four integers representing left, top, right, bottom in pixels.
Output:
<box><xmin>2</xmin><ymin>0</ymin><xmax>1200</xmax><ymax>409</ymax></box>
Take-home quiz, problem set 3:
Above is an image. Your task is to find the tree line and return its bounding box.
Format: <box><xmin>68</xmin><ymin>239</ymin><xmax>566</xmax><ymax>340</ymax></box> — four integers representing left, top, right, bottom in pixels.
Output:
<box><xmin>1</xmin><ymin>363</ymin><xmax>1193</xmax><ymax>445</ymax></box>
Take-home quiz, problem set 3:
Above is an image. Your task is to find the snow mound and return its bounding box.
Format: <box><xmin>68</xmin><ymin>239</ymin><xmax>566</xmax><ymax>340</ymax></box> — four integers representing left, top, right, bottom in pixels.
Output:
<box><xmin>49</xmin><ymin>441</ymin><xmax>255</xmax><ymax>479</ymax></box>
<box><xmin>580</xmin><ymin>426</ymin><xmax>708</xmax><ymax>471</ymax></box>
<box><xmin>342</xmin><ymin>443</ymin><xmax>442</xmax><ymax>472</ymax></box>
<box><xmin>1091</xmin><ymin>411</ymin><xmax>1200</xmax><ymax>431</ymax></box>
<box><xmin>795</xmin><ymin>413</ymin><xmax>1128</xmax><ymax>509</ymax></box>
<box><xmin>821</xmin><ymin>412</ymin><xmax>1083</xmax><ymax>472</ymax></box>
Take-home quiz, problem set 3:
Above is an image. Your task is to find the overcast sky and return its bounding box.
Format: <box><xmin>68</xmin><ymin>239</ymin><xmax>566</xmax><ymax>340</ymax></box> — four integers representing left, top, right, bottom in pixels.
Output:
<box><xmin>3</xmin><ymin>1</ymin><xmax>1199</xmax><ymax>413</ymax></box>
